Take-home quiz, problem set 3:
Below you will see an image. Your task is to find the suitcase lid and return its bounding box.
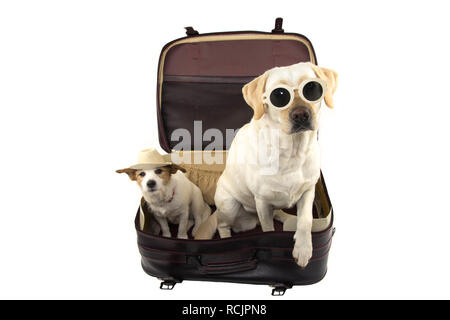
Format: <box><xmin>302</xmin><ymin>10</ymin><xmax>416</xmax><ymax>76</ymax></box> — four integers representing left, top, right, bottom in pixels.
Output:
<box><xmin>156</xmin><ymin>18</ymin><xmax>317</xmax><ymax>152</ymax></box>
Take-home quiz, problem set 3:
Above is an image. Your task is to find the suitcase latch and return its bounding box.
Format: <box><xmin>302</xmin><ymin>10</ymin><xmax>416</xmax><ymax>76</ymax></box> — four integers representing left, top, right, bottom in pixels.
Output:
<box><xmin>272</xmin><ymin>286</ymin><xmax>287</xmax><ymax>296</ymax></box>
<box><xmin>160</xmin><ymin>280</ymin><xmax>177</xmax><ymax>290</ymax></box>
<box><xmin>271</xmin><ymin>283</ymin><xmax>292</xmax><ymax>296</ymax></box>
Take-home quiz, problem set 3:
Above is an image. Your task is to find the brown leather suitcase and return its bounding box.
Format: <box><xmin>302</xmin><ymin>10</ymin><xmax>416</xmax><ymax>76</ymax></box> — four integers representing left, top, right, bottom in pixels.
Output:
<box><xmin>134</xmin><ymin>18</ymin><xmax>335</xmax><ymax>295</ymax></box>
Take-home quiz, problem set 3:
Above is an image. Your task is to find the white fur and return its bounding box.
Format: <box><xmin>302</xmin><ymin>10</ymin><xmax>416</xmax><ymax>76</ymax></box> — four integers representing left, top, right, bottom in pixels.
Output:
<box><xmin>214</xmin><ymin>62</ymin><xmax>322</xmax><ymax>267</ymax></box>
<box><xmin>139</xmin><ymin>168</ymin><xmax>211</xmax><ymax>239</ymax></box>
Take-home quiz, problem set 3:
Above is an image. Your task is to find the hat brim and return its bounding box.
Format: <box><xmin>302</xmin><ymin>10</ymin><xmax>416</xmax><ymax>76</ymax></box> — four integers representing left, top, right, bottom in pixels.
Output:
<box><xmin>129</xmin><ymin>162</ymin><xmax>172</xmax><ymax>170</ymax></box>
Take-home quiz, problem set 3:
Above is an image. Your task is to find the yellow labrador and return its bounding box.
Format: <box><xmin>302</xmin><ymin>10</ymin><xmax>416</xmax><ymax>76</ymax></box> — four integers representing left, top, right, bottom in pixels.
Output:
<box><xmin>196</xmin><ymin>62</ymin><xmax>337</xmax><ymax>268</ymax></box>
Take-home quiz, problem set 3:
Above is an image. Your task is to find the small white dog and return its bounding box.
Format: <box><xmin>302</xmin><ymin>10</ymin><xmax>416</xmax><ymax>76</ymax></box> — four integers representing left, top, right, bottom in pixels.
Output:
<box><xmin>117</xmin><ymin>148</ymin><xmax>211</xmax><ymax>239</ymax></box>
<box><xmin>197</xmin><ymin>62</ymin><xmax>337</xmax><ymax>267</ymax></box>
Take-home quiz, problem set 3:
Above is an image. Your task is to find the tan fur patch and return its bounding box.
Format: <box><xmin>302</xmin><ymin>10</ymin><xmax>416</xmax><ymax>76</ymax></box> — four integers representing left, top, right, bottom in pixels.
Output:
<box><xmin>277</xmin><ymin>80</ymin><xmax>292</xmax><ymax>86</ymax></box>
<box><xmin>169</xmin><ymin>164</ymin><xmax>187</xmax><ymax>174</ymax></box>
<box><xmin>310</xmin><ymin>64</ymin><xmax>338</xmax><ymax>108</ymax></box>
<box><xmin>116</xmin><ymin>168</ymin><xmax>137</xmax><ymax>181</ymax></box>
<box><xmin>158</xmin><ymin>166</ymin><xmax>172</xmax><ymax>185</ymax></box>
<box><xmin>157</xmin><ymin>164</ymin><xmax>186</xmax><ymax>185</ymax></box>
<box><xmin>242</xmin><ymin>72</ymin><xmax>269</xmax><ymax>120</ymax></box>
<box><xmin>135</xmin><ymin>170</ymin><xmax>145</xmax><ymax>187</ymax></box>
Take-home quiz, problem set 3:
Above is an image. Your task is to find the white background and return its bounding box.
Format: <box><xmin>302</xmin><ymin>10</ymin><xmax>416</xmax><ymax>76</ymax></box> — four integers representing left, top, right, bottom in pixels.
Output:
<box><xmin>1</xmin><ymin>0</ymin><xmax>449</xmax><ymax>299</ymax></box>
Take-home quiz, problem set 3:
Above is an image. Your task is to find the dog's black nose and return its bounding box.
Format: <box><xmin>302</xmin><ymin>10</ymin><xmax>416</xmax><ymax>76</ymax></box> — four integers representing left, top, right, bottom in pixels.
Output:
<box><xmin>147</xmin><ymin>180</ymin><xmax>156</xmax><ymax>188</ymax></box>
<box><xmin>290</xmin><ymin>106</ymin><xmax>312</xmax><ymax>125</ymax></box>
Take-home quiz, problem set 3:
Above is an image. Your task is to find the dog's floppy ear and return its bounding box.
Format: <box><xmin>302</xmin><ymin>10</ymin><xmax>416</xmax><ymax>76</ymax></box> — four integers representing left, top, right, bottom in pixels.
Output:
<box><xmin>311</xmin><ymin>64</ymin><xmax>338</xmax><ymax>108</ymax></box>
<box><xmin>242</xmin><ymin>71</ymin><xmax>269</xmax><ymax>120</ymax></box>
<box><xmin>116</xmin><ymin>168</ymin><xmax>138</xmax><ymax>181</ymax></box>
<box><xmin>167</xmin><ymin>164</ymin><xmax>187</xmax><ymax>174</ymax></box>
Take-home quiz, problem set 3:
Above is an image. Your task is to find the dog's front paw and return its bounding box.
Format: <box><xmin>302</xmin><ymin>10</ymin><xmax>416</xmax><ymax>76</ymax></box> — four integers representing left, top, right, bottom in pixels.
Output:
<box><xmin>292</xmin><ymin>234</ymin><xmax>312</xmax><ymax>268</ymax></box>
<box><xmin>177</xmin><ymin>233</ymin><xmax>188</xmax><ymax>239</ymax></box>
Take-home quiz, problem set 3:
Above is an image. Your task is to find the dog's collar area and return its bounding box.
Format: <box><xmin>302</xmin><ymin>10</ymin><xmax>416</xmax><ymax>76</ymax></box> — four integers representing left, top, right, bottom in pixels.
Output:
<box><xmin>167</xmin><ymin>189</ymin><xmax>175</xmax><ymax>203</ymax></box>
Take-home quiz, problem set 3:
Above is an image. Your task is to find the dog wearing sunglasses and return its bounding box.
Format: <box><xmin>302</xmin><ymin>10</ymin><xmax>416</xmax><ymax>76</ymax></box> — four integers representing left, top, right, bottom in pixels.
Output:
<box><xmin>195</xmin><ymin>62</ymin><xmax>337</xmax><ymax>268</ymax></box>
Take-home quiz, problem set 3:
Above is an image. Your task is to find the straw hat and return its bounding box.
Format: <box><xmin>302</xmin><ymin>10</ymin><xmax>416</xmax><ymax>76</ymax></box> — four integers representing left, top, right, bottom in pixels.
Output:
<box><xmin>129</xmin><ymin>148</ymin><xmax>172</xmax><ymax>170</ymax></box>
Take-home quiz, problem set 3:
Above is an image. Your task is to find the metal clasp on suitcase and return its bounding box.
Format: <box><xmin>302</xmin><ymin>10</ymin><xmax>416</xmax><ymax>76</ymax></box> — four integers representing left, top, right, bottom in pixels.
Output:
<box><xmin>160</xmin><ymin>280</ymin><xmax>176</xmax><ymax>290</ymax></box>
<box><xmin>158</xmin><ymin>278</ymin><xmax>182</xmax><ymax>290</ymax></box>
<box><xmin>271</xmin><ymin>283</ymin><xmax>293</xmax><ymax>296</ymax></box>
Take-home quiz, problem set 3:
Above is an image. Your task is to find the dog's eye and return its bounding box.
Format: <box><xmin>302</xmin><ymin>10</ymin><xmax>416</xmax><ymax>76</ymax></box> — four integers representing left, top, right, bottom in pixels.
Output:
<box><xmin>139</xmin><ymin>172</ymin><xmax>146</xmax><ymax>177</ymax></box>
<box><xmin>270</xmin><ymin>88</ymin><xmax>291</xmax><ymax>108</ymax></box>
<box><xmin>154</xmin><ymin>169</ymin><xmax>162</xmax><ymax>174</ymax></box>
<box><xmin>302</xmin><ymin>81</ymin><xmax>323</xmax><ymax>102</ymax></box>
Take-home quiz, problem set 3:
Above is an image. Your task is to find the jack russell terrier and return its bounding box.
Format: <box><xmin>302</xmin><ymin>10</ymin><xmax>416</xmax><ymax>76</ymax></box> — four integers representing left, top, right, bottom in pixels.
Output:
<box><xmin>195</xmin><ymin>62</ymin><xmax>337</xmax><ymax>268</ymax></box>
<box><xmin>117</xmin><ymin>148</ymin><xmax>211</xmax><ymax>239</ymax></box>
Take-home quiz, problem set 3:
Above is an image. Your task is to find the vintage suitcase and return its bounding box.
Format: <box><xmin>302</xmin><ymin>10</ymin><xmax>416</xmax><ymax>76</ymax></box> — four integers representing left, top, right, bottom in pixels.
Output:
<box><xmin>134</xmin><ymin>18</ymin><xmax>335</xmax><ymax>295</ymax></box>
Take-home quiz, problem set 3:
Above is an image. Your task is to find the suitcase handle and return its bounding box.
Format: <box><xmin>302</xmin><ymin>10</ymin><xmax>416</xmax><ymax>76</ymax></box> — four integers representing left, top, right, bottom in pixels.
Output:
<box><xmin>185</xmin><ymin>26</ymin><xmax>199</xmax><ymax>36</ymax></box>
<box><xmin>196</xmin><ymin>258</ymin><xmax>257</xmax><ymax>275</ymax></box>
<box><xmin>187</xmin><ymin>249</ymin><xmax>271</xmax><ymax>275</ymax></box>
<box><xmin>271</xmin><ymin>17</ymin><xmax>284</xmax><ymax>33</ymax></box>
<box><xmin>185</xmin><ymin>18</ymin><xmax>284</xmax><ymax>37</ymax></box>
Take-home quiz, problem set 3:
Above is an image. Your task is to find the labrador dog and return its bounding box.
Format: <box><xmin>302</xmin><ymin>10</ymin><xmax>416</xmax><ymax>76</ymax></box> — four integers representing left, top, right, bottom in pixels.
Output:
<box><xmin>195</xmin><ymin>62</ymin><xmax>337</xmax><ymax>268</ymax></box>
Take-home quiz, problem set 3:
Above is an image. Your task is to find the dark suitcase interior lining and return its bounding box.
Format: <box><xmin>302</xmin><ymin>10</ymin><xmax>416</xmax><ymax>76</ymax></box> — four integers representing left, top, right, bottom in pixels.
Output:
<box><xmin>161</xmin><ymin>77</ymin><xmax>253</xmax><ymax>150</ymax></box>
<box><xmin>164</xmin><ymin>75</ymin><xmax>255</xmax><ymax>84</ymax></box>
<box><xmin>162</xmin><ymin>38</ymin><xmax>312</xmax><ymax>77</ymax></box>
<box><xmin>160</xmin><ymin>36</ymin><xmax>314</xmax><ymax>151</ymax></box>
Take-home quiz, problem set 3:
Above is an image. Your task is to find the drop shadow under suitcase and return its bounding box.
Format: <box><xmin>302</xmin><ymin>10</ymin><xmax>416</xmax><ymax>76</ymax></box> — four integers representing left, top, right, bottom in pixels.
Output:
<box><xmin>134</xmin><ymin>18</ymin><xmax>335</xmax><ymax>296</ymax></box>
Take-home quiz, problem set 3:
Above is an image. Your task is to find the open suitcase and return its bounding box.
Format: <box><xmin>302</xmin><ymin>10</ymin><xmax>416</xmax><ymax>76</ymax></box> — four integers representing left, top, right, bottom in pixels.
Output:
<box><xmin>134</xmin><ymin>18</ymin><xmax>335</xmax><ymax>295</ymax></box>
